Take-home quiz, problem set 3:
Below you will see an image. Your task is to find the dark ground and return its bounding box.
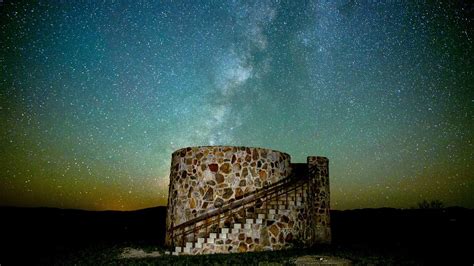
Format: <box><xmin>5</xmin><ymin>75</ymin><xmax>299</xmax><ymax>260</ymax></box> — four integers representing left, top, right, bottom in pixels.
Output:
<box><xmin>0</xmin><ymin>206</ymin><xmax>472</xmax><ymax>265</ymax></box>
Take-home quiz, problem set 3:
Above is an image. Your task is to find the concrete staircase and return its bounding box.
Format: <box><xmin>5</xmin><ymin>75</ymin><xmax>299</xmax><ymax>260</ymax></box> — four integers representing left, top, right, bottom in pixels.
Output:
<box><xmin>166</xmin><ymin>184</ymin><xmax>308</xmax><ymax>255</ymax></box>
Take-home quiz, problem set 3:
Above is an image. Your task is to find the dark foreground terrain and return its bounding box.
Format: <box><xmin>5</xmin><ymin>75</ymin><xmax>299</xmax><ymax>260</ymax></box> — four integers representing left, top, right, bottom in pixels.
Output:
<box><xmin>0</xmin><ymin>206</ymin><xmax>472</xmax><ymax>265</ymax></box>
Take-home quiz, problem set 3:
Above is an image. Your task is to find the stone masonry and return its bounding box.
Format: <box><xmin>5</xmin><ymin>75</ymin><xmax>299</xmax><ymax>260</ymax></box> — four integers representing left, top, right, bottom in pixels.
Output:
<box><xmin>165</xmin><ymin>146</ymin><xmax>330</xmax><ymax>255</ymax></box>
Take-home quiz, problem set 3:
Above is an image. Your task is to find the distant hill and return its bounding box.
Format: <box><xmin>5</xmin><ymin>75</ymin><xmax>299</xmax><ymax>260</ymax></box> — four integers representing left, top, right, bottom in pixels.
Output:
<box><xmin>0</xmin><ymin>206</ymin><xmax>167</xmax><ymax>263</ymax></box>
<box><xmin>331</xmin><ymin>207</ymin><xmax>474</xmax><ymax>246</ymax></box>
<box><xmin>0</xmin><ymin>205</ymin><xmax>167</xmax><ymax>243</ymax></box>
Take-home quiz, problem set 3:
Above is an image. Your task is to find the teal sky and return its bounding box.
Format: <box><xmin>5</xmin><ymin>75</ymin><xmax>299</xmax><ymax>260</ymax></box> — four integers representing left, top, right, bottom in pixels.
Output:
<box><xmin>1</xmin><ymin>0</ymin><xmax>472</xmax><ymax>210</ymax></box>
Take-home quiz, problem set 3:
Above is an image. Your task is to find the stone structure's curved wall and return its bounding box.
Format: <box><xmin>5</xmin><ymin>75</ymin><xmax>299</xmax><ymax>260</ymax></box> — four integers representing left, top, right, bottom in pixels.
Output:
<box><xmin>166</xmin><ymin>146</ymin><xmax>291</xmax><ymax>237</ymax></box>
<box><xmin>165</xmin><ymin>146</ymin><xmax>331</xmax><ymax>254</ymax></box>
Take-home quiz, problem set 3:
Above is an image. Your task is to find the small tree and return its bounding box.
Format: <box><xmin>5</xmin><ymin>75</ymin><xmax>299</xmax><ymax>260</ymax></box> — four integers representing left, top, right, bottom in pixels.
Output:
<box><xmin>429</xmin><ymin>199</ymin><xmax>444</xmax><ymax>209</ymax></box>
<box><xmin>417</xmin><ymin>200</ymin><xmax>431</xmax><ymax>209</ymax></box>
<box><xmin>417</xmin><ymin>199</ymin><xmax>444</xmax><ymax>209</ymax></box>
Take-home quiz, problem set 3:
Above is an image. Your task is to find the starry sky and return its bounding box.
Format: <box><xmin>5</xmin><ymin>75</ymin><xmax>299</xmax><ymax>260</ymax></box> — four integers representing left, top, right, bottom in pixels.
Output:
<box><xmin>1</xmin><ymin>0</ymin><xmax>473</xmax><ymax>211</ymax></box>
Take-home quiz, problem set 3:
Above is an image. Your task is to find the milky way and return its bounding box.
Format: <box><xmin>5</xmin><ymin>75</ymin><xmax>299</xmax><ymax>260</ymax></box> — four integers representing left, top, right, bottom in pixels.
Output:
<box><xmin>1</xmin><ymin>0</ymin><xmax>472</xmax><ymax>210</ymax></box>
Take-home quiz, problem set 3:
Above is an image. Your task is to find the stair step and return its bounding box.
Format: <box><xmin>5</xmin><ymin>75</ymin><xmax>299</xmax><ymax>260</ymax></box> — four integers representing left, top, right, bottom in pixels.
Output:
<box><xmin>197</xmin><ymin>237</ymin><xmax>205</xmax><ymax>244</ymax></box>
<box><xmin>186</xmin><ymin>242</ymin><xmax>193</xmax><ymax>249</ymax></box>
<box><xmin>246</xmin><ymin>218</ymin><xmax>254</xmax><ymax>224</ymax></box>
<box><xmin>233</xmin><ymin>223</ymin><xmax>242</xmax><ymax>229</ymax></box>
<box><xmin>175</xmin><ymin>247</ymin><xmax>182</xmax><ymax>253</ymax></box>
<box><xmin>221</xmin><ymin>228</ymin><xmax>229</xmax><ymax>234</ymax></box>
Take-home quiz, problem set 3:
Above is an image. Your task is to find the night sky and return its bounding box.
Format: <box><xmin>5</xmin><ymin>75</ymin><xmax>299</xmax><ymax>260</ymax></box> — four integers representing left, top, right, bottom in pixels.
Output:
<box><xmin>1</xmin><ymin>0</ymin><xmax>472</xmax><ymax>211</ymax></box>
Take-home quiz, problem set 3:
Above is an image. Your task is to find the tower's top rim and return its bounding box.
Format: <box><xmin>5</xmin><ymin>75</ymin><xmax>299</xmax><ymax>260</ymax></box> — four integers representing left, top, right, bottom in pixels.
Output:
<box><xmin>171</xmin><ymin>146</ymin><xmax>290</xmax><ymax>158</ymax></box>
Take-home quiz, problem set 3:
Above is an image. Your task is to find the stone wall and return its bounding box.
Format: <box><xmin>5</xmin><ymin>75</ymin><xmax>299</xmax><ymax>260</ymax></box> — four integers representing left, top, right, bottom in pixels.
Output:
<box><xmin>165</xmin><ymin>146</ymin><xmax>292</xmax><ymax>246</ymax></box>
<box><xmin>307</xmin><ymin>156</ymin><xmax>331</xmax><ymax>244</ymax></box>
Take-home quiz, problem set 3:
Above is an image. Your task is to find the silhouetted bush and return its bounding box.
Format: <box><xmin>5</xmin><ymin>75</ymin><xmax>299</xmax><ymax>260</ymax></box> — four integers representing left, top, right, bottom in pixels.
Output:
<box><xmin>417</xmin><ymin>199</ymin><xmax>444</xmax><ymax>209</ymax></box>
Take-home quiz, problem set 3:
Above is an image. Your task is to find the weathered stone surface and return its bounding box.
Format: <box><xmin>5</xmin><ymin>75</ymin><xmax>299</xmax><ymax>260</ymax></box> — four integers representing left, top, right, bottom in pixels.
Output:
<box><xmin>278</xmin><ymin>232</ymin><xmax>284</xmax><ymax>243</ymax></box>
<box><xmin>220</xmin><ymin>163</ymin><xmax>231</xmax><ymax>174</ymax></box>
<box><xmin>209</xmin><ymin>163</ymin><xmax>218</xmax><ymax>172</ymax></box>
<box><xmin>238</xmin><ymin>242</ymin><xmax>247</xmax><ymax>252</ymax></box>
<box><xmin>245</xmin><ymin>154</ymin><xmax>251</xmax><ymax>162</ymax></box>
<box><xmin>269</xmin><ymin>224</ymin><xmax>279</xmax><ymax>237</ymax></box>
<box><xmin>214</xmin><ymin>197</ymin><xmax>224</xmax><ymax>208</ymax></box>
<box><xmin>245</xmin><ymin>237</ymin><xmax>253</xmax><ymax>244</ymax></box>
<box><xmin>189</xmin><ymin>198</ymin><xmax>196</xmax><ymax>209</ymax></box>
<box><xmin>252</xmin><ymin>148</ymin><xmax>258</xmax><ymax>160</ymax></box>
<box><xmin>242</xmin><ymin>168</ymin><xmax>248</xmax><ymax>178</ymax></box>
<box><xmin>277</xmin><ymin>222</ymin><xmax>286</xmax><ymax>229</ymax></box>
<box><xmin>216</xmin><ymin>173</ymin><xmax>225</xmax><ymax>184</ymax></box>
<box><xmin>235</xmin><ymin>188</ymin><xmax>243</xmax><ymax>199</ymax></box>
<box><xmin>259</xmin><ymin>170</ymin><xmax>267</xmax><ymax>180</ymax></box>
<box><xmin>223</xmin><ymin>188</ymin><xmax>233</xmax><ymax>199</ymax></box>
<box><xmin>203</xmin><ymin>187</ymin><xmax>213</xmax><ymax>201</ymax></box>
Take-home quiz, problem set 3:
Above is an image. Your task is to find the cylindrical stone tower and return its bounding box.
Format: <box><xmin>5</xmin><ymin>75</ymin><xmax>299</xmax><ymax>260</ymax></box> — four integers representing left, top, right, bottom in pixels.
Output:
<box><xmin>165</xmin><ymin>146</ymin><xmax>292</xmax><ymax>247</ymax></box>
